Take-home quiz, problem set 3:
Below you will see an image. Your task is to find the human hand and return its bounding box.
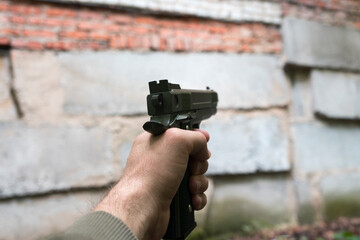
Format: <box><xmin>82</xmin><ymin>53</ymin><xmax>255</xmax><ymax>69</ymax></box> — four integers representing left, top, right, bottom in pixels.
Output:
<box><xmin>94</xmin><ymin>128</ymin><xmax>211</xmax><ymax>240</ymax></box>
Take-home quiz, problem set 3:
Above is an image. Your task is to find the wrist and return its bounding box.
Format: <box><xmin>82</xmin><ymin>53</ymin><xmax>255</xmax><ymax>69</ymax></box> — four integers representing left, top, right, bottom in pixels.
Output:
<box><xmin>94</xmin><ymin>180</ymin><xmax>164</xmax><ymax>239</ymax></box>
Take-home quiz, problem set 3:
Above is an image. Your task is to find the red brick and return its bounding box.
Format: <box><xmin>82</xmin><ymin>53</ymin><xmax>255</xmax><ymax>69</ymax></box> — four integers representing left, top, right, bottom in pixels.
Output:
<box><xmin>59</xmin><ymin>31</ymin><xmax>88</xmax><ymax>39</ymax></box>
<box><xmin>221</xmin><ymin>35</ymin><xmax>240</xmax><ymax>44</ymax></box>
<box><xmin>174</xmin><ymin>29</ymin><xmax>188</xmax><ymax>37</ymax></box>
<box><xmin>28</xmin><ymin>17</ymin><xmax>44</xmax><ymax>25</ymax></box>
<box><xmin>271</xmin><ymin>42</ymin><xmax>282</xmax><ymax>54</ymax></box>
<box><xmin>242</xmin><ymin>37</ymin><xmax>259</xmax><ymax>44</ymax></box>
<box><xmin>209</xmin><ymin>26</ymin><xmax>228</xmax><ymax>34</ymax></box>
<box><xmin>165</xmin><ymin>38</ymin><xmax>176</xmax><ymax>51</ymax></box>
<box><xmin>142</xmin><ymin>36</ymin><xmax>151</xmax><ymax>50</ymax></box>
<box><xmin>61</xmin><ymin>19</ymin><xmax>75</xmax><ymax>28</ymax></box>
<box><xmin>1</xmin><ymin>28</ymin><xmax>21</xmax><ymax>36</ymax></box>
<box><xmin>175</xmin><ymin>39</ymin><xmax>185</xmax><ymax>52</ymax></box>
<box><xmin>78</xmin><ymin>11</ymin><xmax>104</xmax><ymax>20</ymax></box>
<box><xmin>241</xmin><ymin>44</ymin><xmax>251</xmax><ymax>53</ymax></box>
<box><xmin>107</xmin><ymin>24</ymin><xmax>121</xmax><ymax>32</ymax></box>
<box><xmin>110</xmin><ymin>35</ymin><xmax>127</xmax><ymax>49</ymax></box>
<box><xmin>134</xmin><ymin>27</ymin><xmax>149</xmax><ymax>35</ymax></box>
<box><xmin>27</xmin><ymin>41</ymin><xmax>43</xmax><ymax>50</ymax></box>
<box><xmin>45</xmin><ymin>41</ymin><xmax>75</xmax><ymax>50</ymax></box>
<box><xmin>186</xmin><ymin>22</ymin><xmax>206</xmax><ymax>31</ymax></box>
<box><xmin>129</xmin><ymin>36</ymin><xmax>144</xmax><ymax>49</ymax></box>
<box><xmin>23</xmin><ymin>30</ymin><xmax>55</xmax><ymax>38</ymax></box>
<box><xmin>220</xmin><ymin>44</ymin><xmax>239</xmax><ymax>53</ymax></box>
<box><xmin>159</xmin><ymin>20</ymin><xmax>185</xmax><ymax>29</ymax></box>
<box><xmin>44</xmin><ymin>18</ymin><xmax>62</xmax><ymax>27</ymax></box>
<box><xmin>159</xmin><ymin>28</ymin><xmax>174</xmax><ymax>37</ymax></box>
<box><xmin>10</xmin><ymin>16</ymin><xmax>26</xmax><ymax>24</ymax></box>
<box><xmin>135</xmin><ymin>16</ymin><xmax>158</xmax><ymax>25</ymax></box>
<box><xmin>117</xmin><ymin>26</ymin><xmax>132</xmax><ymax>33</ymax></box>
<box><xmin>0</xmin><ymin>16</ymin><xmax>8</xmax><ymax>24</ymax></box>
<box><xmin>355</xmin><ymin>21</ymin><xmax>360</xmax><ymax>29</ymax></box>
<box><xmin>11</xmin><ymin>5</ymin><xmax>26</xmax><ymax>14</ymax></box>
<box><xmin>117</xmin><ymin>36</ymin><xmax>128</xmax><ymax>49</ymax></box>
<box><xmin>11</xmin><ymin>5</ymin><xmax>42</xmax><ymax>14</ymax></box>
<box><xmin>46</xmin><ymin>7</ymin><xmax>76</xmax><ymax>17</ymax></box>
<box><xmin>11</xmin><ymin>39</ymin><xmax>27</xmax><ymax>48</ymax></box>
<box><xmin>0</xmin><ymin>37</ymin><xmax>10</xmax><ymax>45</ymax></box>
<box><xmin>159</xmin><ymin>38</ymin><xmax>166</xmax><ymax>51</ymax></box>
<box><xmin>0</xmin><ymin>2</ymin><xmax>10</xmax><ymax>11</ymax></box>
<box><xmin>148</xmin><ymin>35</ymin><xmax>159</xmax><ymax>50</ymax></box>
<box><xmin>89</xmin><ymin>32</ymin><xmax>109</xmax><ymax>41</ymax></box>
<box><xmin>108</xmin><ymin>14</ymin><xmax>133</xmax><ymax>23</ymax></box>
<box><xmin>77</xmin><ymin>21</ymin><xmax>104</xmax><ymax>31</ymax></box>
<box><xmin>127</xmin><ymin>36</ymin><xmax>135</xmax><ymax>49</ymax></box>
<box><xmin>77</xmin><ymin>21</ymin><xmax>93</xmax><ymax>31</ymax></box>
<box><xmin>317</xmin><ymin>0</ymin><xmax>327</xmax><ymax>8</ymax></box>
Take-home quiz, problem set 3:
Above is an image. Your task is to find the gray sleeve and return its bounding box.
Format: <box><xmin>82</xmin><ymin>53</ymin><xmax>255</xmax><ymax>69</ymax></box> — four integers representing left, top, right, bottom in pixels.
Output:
<box><xmin>48</xmin><ymin>211</ymin><xmax>138</xmax><ymax>240</ymax></box>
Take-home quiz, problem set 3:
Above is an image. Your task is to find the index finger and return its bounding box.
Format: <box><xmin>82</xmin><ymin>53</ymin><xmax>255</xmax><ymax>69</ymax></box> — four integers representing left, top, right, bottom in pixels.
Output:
<box><xmin>194</xmin><ymin>129</ymin><xmax>210</xmax><ymax>142</ymax></box>
<box><xmin>187</xmin><ymin>130</ymin><xmax>210</xmax><ymax>163</ymax></box>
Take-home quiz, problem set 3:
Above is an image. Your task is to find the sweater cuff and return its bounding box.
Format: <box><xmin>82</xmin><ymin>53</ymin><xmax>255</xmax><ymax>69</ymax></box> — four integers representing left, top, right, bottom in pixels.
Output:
<box><xmin>65</xmin><ymin>211</ymin><xmax>138</xmax><ymax>240</ymax></box>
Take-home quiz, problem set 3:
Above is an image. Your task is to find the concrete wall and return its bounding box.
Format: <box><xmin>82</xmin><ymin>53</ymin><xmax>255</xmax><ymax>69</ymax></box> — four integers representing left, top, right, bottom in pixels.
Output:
<box><xmin>1</xmin><ymin>0</ymin><xmax>360</xmax><ymax>239</ymax></box>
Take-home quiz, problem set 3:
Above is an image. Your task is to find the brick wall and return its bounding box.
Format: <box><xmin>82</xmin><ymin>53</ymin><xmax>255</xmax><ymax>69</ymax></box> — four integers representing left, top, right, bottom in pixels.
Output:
<box><xmin>1</xmin><ymin>0</ymin><xmax>360</xmax><ymax>239</ymax></box>
<box><xmin>0</xmin><ymin>1</ymin><xmax>281</xmax><ymax>53</ymax></box>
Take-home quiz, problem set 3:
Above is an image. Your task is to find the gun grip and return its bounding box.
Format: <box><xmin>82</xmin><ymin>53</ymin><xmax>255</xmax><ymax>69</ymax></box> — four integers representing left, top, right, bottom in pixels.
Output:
<box><xmin>163</xmin><ymin>168</ymin><xmax>196</xmax><ymax>240</ymax></box>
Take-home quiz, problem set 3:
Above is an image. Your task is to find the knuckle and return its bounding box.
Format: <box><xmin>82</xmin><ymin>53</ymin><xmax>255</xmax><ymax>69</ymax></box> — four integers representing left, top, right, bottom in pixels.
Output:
<box><xmin>165</xmin><ymin>128</ymin><xmax>186</xmax><ymax>143</ymax></box>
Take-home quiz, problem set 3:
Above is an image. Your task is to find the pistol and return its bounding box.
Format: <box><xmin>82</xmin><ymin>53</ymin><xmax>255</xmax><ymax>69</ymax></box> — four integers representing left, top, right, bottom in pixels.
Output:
<box><xmin>143</xmin><ymin>80</ymin><xmax>218</xmax><ymax>239</ymax></box>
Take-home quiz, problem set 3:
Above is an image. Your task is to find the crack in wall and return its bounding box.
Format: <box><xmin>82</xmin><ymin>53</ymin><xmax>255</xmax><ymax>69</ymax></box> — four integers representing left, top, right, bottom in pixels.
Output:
<box><xmin>7</xmin><ymin>51</ymin><xmax>23</xmax><ymax>118</ymax></box>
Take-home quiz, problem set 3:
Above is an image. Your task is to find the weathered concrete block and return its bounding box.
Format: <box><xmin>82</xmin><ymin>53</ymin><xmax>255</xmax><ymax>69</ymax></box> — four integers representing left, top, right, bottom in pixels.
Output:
<box><xmin>0</xmin><ymin>123</ymin><xmax>116</xmax><ymax>198</ymax></box>
<box><xmin>11</xmin><ymin>50</ymin><xmax>64</xmax><ymax>121</ymax></box>
<box><xmin>292</xmin><ymin>122</ymin><xmax>360</xmax><ymax>174</ymax></box>
<box><xmin>0</xmin><ymin>52</ymin><xmax>16</xmax><ymax>121</ymax></box>
<box><xmin>321</xmin><ymin>172</ymin><xmax>360</xmax><ymax>221</ymax></box>
<box><xmin>0</xmin><ymin>190</ymin><xmax>105</xmax><ymax>240</ymax></box>
<box><xmin>65</xmin><ymin>0</ymin><xmax>281</xmax><ymax>24</ymax></box>
<box><xmin>202</xmin><ymin>111</ymin><xmax>290</xmax><ymax>175</ymax></box>
<box><xmin>207</xmin><ymin>175</ymin><xmax>293</xmax><ymax>235</ymax></box>
<box><xmin>293</xmin><ymin>179</ymin><xmax>316</xmax><ymax>224</ymax></box>
<box><xmin>311</xmin><ymin>70</ymin><xmax>360</xmax><ymax>119</ymax></box>
<box><xmin>59</xmin><ymin>52</ymin><xmax>290</xmax><ymax>115</ymax></box>
<box><xmin>283</xmin><ymin>17</ymin><xmax>360</xmax><ymax>71</ymax></box>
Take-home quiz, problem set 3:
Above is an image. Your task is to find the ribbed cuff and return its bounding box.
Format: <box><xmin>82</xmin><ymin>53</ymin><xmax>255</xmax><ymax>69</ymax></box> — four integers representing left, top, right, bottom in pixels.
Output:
<box><xmin>65</xmin><ymin>211</ymin><xmax>138</xmax><ymax>240</ymax></box>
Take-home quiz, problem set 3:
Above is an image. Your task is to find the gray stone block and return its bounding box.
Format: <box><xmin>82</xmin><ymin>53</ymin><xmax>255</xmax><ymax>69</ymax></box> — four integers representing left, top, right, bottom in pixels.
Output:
<box><xmin>283</xmin><ymin>17</ymin><xmax>360</xmax><ymax>71</ymax></box>
<box><xmin>202</xmin><ymin>111</ymin><xmax>290</xmax><ymax>175</ymax></box>
<box><xmin>320</xmin><ymin>172</ymin><xmax>360</xmax><ymax>221</ymax></box>
<box><xmin>0</xmin><ymin>52</ymin><xmax>16</xmax><ymax>121</ymax></box>
<box><xmin>207</xmin><ymin>175</ymin><xmax>293</xmax><ymax>235</ymax></box>
<box><xmin>11</xmin><ymin>50</ymin><xmax>64</xmax><ymax>121</ymax></box>
<box><xmin>311</xmin><ymin>70</ymin><xmax>360</xmax><ymax>119</ymax></box>
<box><xmin>0</xmin><ymin>190</ymin><xmax>105</xmax><ymax>240</ymax></box>
<box><xmin>293</xmin><ymin>179</ymin><xmax>315</xmax><ymax>224</ymax></box>
<box><xmin>0</xmin><ymin>123</ymin><xmax>116</xmax><ymax>198</ymax></box>
<box><xmin>292</xmin><ymin>122</ymin><xmax>360</xmax><ymax>174</ymax></box>
<box><xmin>59</xmin><ymin>52</ymin><xmax>290</xmax><ymax>115</ymax></box>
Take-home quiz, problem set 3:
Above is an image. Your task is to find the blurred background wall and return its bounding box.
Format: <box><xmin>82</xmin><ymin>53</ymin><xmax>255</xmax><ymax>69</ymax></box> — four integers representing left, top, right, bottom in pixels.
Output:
<box><xmin>0</xmin><ymin>0</ymin><xmax>359</xmax><ymax>239</ymax></box>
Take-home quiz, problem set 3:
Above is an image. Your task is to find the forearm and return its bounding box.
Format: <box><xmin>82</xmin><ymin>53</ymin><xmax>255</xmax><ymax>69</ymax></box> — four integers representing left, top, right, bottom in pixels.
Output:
<box><xmin>48</xmin><ymin>211</ymin><xmax>138</xmax><ymax>240</ymax></box>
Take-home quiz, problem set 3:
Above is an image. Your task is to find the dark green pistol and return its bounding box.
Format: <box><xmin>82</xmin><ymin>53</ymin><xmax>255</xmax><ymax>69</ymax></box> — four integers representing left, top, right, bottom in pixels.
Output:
<box><xmin>143</xmin><ymin>80</ymin><xmax>218</xmax><ymax>240</ymax></box>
